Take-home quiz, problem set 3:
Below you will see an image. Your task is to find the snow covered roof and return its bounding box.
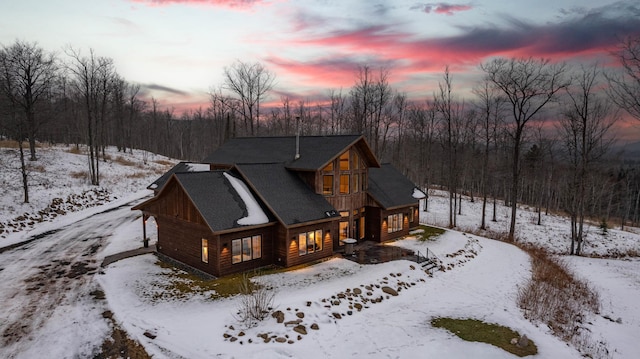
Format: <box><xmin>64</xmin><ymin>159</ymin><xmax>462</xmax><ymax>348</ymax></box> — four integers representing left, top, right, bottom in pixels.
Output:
<box><xmin>163</xmin><ymin>171</ymin><xmax>273</xmax><ymax>232</ymax></box>
<box><xmin>368</xmin><ymin>164</ymin><xmax>421</xmax><ymax>209</ymax></box>
<box><xmin>235</xmin><ymin>163</ymin><xmax>340</xmax><ymax>226</ymax></box>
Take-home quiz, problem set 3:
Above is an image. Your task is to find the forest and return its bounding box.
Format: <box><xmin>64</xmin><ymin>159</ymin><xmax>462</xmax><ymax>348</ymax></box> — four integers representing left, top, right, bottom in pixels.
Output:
<box><xmin>1</xmin><ymin>36</ymin><xmax>640</xmax><ymax>255</ymax></box>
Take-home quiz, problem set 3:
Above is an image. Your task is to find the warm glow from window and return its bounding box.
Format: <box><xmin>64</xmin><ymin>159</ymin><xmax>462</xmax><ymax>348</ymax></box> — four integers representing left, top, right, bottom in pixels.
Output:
<box><xmin>340</xmin><ymin>174</ymin><xmax>350</xmax><ymax>194</ymax></box>
<box><xmin>201</xmin><ymin>239</ymin><xmax>208</xmax><ymax>263</ymax></box>
<box><xmin>232</xmin><ymin>235</ymin><xmax>262</xmax><ymax>264</ymax></box>
<box><xmin>339</xmin><ymin>152</ymin><xmax>349</xmax><ymax>170</ymax></box>
<box><xmin>323</xmin><ymin>162</ymin><xmax>334</xmax><ymax>172</ymax></box>
<box><xmin>339</xmin><ymin>221</ymin><xmax>349</xmax><ymax>241</ymax></box>
<box><xmin>353</xmin><ymin>174</ymin><xmax>359</xmax><ymax>193</ymax></box>
<box><xmin>387</xmin><ymin>213</ymin><xmax>403</xmax><ymax>233</ymax></box>
<box><xmin>298</xmin><ymin>229</ymin><xmax>323</xmax><ymax>256</ymax></box>
<box><xmin>323</xmin><ymin>175</ymin><xmax>333</xmax><ymax>195</ymax></box>
<box><xmin>359</xmin><ymin>217</ymin><xmax>365</xmax><ymax>239</ymax></box>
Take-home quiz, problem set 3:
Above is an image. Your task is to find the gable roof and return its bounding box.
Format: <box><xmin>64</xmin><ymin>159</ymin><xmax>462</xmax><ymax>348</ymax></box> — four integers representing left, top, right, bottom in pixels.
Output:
<box><xmin>235</xmin><ymin>163</ymin><xmax>339</xmax><ymax>226</ymax></box>
<box><xmin>136</xmin><ymin>171</ymin><xmax>274</xmax><ymax>232</ymax></box>
<box><xmin>202</xmin><ymin>135</ymin><xmax>380</xmax><ymax>171</ymax></box>
<box><xmin>147</xmin><ymin>161</ymin><xmax>210</xmax><ymax>191</ymax></box>
<box><xmin>368</xmin><ymin>164</ymin><xmax>420</xmax><ymax>209</ymax></box>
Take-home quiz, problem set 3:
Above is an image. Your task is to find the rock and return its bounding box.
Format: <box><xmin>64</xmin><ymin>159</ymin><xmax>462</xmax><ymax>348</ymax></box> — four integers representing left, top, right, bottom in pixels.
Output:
<box><xmin>333</xmin><ymin>312</ymin><xmax>342</xmax><ymax>319</ymax></box>
<box><xmin>517</xmin><ymin>334</ymin><xmax>529</xmax><ymax>348</ymax></box>
<box><xmin>410</xmin><ymin>265</ymin><xmax>416</xmax><ymax>270</ymax></box>
<box><xmin>510</xmin><ymin>338</ymin><xmax>518</xmax><ymax>345</ymax></box>
<box><xmin>288</xmin><ymin>340</ymin><xmax>294</xmax><ymax>344</ymax></box>
<box><xmin>310</xmin><ymin>323</ymin><xmax>319</xmax><ymax>330</ymax></box>
<box><xmin>275</xmin><ymin>337</ymin><xmax>287</xmax><ymax>343</ymax></box>
<box><xmin>273</xmin><ymin>310</ymin><xmax>285</xmax><ymax>323</ymax></box>
<box><xmin>143</xmin><ymin>331</ymin><xmax>156</xmax><ymax>339</ymax></box>
<box><xmin>284</xmin><ymin>319</ymin><xmax>302</xmax><ymax>326</ymax></box>
<box><xmin>296</xmin><ymin>312</ymin><xmax>305</xmax><ymax>319</ymax></box>
<box><xmin>353</xmin><ymin>288</ymin><xmax>362</xmax><ymax>295</ymax></box>
<box><xmin>238</xmin><ymin>331</ymin><xmax>245</xmax><ymax>337</ymax></box>
<box><xmin>230</xmin><ymin>337</ymin><xmax>237</xmax><ymax>342</ymax></box>
<box><xmin>381</xmin><ymin>286</ymin><xmax>398</xmax><ymax>296</ymax></box>
<box><xmin>228</xmin><ymin>325</ymin><xmax>235</xmax><ymax>330</ymax></box>
<box><xmin>306</xmin><ymin>301</ymin><xmax>312</xmax><ymax>307</ymax></box>
<box><xmin>354</xmin><ymin>303</ymin><xmax>363</xmax><ymax>311</ymax></box>
<box><xmin>337</xmin><ymin>293</ymin><xmax>346</xmax><ymax>299</ymax></box>
<box><xmin>347</xmin><ymin>311</ymin><xmax>353</xmax><ymax>315</ymax></box>
<box><xmin>223</xmin><ymin>333</ymin><xmax>232</xmax><ymax>338</ymax></box>
<box><xmin>293</xmin><ymin>325</ymin><xmax>307</xmax><ymax>335</ymax></box>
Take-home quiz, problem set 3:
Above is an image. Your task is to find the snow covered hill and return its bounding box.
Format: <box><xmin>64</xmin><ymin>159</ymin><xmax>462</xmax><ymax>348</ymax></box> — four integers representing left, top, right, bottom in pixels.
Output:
<box><xmin>1</xmin><ymin>143</ymin><xmax>639</xmax><ymax>358</ymax></box>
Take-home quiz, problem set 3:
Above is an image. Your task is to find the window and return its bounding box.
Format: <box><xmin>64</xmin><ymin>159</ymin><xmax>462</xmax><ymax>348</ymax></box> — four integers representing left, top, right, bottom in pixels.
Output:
<box><xmin>352</xmin><ymin>151</ymin><xmax>360</xmax><ymax>170</ymax></box>
<box><xmin>201</xmin><ymin>239</ymin><xmax>209</xmax><ymax>263</ymax></box>
<box><xmin>340</xmin><ymin>174</ymin><xmax>350</xmax><ymax>194</ymax></box>
<box><xmin>298</xmin><ymin>229</ymin><xmax>323</xmax><ymax>256</ymax></box>
<box><xmin>387</xmin><ymin>213</ymin><xmax>404</xmax><ymax>233</ymax></box>
<box><xmin>323</xmin><ymin>162</ymin><xmax>334</xmax><ymax>172</ymax></box>
<box><xmin>339</xmin><ymin>221</ymin><xmax>349</xmax><ymax>240</ymax></box>
<box><xmin>353</xmin><ymin>174</ymin><xmax>359</xmax><ymax>193</ymax></box>
<box><xmin>339</xmin><ymin>152</ymin><xmax>350</xmax><ymax>170</ymax></box>
<box><xmin>232</xmin><ymin>235</ymin><xmax>262</xmax><ymax>264</ymax></box>
<box><xmin>361</xmin><ymin>173</ymin><xmax>367</xmax><ymax>191</ymax></box>
<box><xmin>409</xmin><ymin>207</ymin><xmax>414</xmax><ymax>223</ymax></box>
<box><xmin>359</xmin><ymin>217</ymin><xmax>365</xmax><ymax>239</ymax></box>
<box><xmin>323</xmin><ymin>175</ymin><xmax>334</xmax><ymax>195</ymax></box>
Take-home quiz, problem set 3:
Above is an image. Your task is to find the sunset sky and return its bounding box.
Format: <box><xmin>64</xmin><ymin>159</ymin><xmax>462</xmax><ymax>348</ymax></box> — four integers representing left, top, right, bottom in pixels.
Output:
<box><xmin>1</xmin><ymin>0</ymin><xmax>640</xmax><ymax>129</ymax></box>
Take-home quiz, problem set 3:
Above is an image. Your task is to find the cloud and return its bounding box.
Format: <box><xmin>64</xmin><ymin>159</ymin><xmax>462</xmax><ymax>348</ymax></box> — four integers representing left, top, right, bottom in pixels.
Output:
<box><xmin>411</xmin><ymin>2</ymin><xmax>473</xmax><ymax>15</ymax></box>
<box><xmin>141</xmin><ymin>83</ymin><xmax>189</xmax><ymax>96</ymax></box>
<box><xmin>129</xmin><ymin>0</ymin><xmax>266</xmax><ymax>9</ymax></box>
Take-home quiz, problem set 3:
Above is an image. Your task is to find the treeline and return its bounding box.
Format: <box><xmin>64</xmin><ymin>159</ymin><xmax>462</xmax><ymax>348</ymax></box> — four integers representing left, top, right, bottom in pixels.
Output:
<box><xmin>1</xmin><ymin>38</ymin><xmax>640</xmax><ymax>254</ymax></box>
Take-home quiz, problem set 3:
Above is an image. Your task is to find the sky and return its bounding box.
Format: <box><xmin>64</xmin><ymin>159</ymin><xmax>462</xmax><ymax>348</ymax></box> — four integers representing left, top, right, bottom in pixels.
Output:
<box><xmin>1</xmin><ymin>0</ymin><xmax>640</xmax><ymax>132</ymax></box>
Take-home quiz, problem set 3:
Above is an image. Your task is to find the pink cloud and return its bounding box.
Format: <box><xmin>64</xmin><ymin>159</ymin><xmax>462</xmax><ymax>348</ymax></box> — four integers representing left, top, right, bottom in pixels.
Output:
<box><xmin>129</xmin><ymin>0</ymin><xmax>265</xmax><ymax>9</ymax></box>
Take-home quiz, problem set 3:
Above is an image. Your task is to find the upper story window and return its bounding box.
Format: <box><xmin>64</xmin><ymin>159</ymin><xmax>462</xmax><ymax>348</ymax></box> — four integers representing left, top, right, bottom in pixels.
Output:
<box><xmin>352</xmin><ymin>151</ymin><xmax>360</xmax><ymax>170</ymax></box>
<box><xmin>339</xmin><ymin>152</ymin><xmax>350</xmax><ymax>171</ymax></box>
<box><xmin>323</xmin><ymin>175</ymin><xmax>334</xmax><ymax>195</ymax></box>
<box><xmin>323</xmin><ymin>162</ymin><xmax>334</xmax><ymax>172</ymax></box>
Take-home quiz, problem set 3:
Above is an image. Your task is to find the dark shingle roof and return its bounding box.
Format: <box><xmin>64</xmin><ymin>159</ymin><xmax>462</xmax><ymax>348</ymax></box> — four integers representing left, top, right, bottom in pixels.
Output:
<box><xmin>174</xmin><ymin>171</ymin><xmax>273</xmax><ymax>232</ymax></box>
<box><xmin>203</xmin><ymin>135</ymin><xmax>378</xmax><ymax>170</ymax></box>
<box><xmin>148</xmin><ymin>162</ymin><xmax>210</xmax><ymax>191</ymax></box>
<box><xmin>368</xmin><ymin>164</ymin><xmax>420</xmax><ymax>209</ymax></box>
<box><xmin>235</xmin><ymin>163</ymin><xmax>339</xmax><ymax>225</ymax></box>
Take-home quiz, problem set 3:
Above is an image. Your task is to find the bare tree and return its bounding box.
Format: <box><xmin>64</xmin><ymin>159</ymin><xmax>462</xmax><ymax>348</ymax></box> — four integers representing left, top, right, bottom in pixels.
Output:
<box><xmin>559</xmin><ymin>64</ymin><xmax>618</xmax><ymax>255</ymax></box>
<box><xmin>65</xmin><ymin>47</ymin><xmax>115</xmax><ymax>185</ymax></box>
<box><xmin>222</xmin><ymin>60</ymin><xmax>275</xmax><ymax>136</ymax></box>
<box><xmin>473</xmin><ymin>79</ymin><xmax>505</xmax><ymax>229</ymax></box>
<box><xmin>606</xmin><ymin>36</ymin><xmax>640</xmax><ymax>120</ymax></box>
<box><xmin>481</xmin><ymin>57</ymin><xmax>569</xmax><ymax>241</ymax></box>
<box><xmin>0</xmin><ymin>40</ymin><xmax>57</xmax><ymax>161</ymax></box>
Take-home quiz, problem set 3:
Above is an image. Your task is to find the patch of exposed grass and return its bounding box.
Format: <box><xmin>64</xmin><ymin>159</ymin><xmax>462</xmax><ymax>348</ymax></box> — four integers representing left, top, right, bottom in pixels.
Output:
<box><xmin>517</xmin><ymin>245</ymin><xmax>605</xmax><ymax>357</ymax></box>
<box><xmin>431</xmin><ymin>317</ymin><xmax>537</xmax><ymax>357</ymax></box>
<box><xmin>412</xmin><ymin>225</ymin><xmax>445</xmax><ymax>242</ymax></box>
<box><xmin>114</xmin><ymin>156</ymin><xmax>136</xmax><ymax>166</ymax></box>
<box><xmin>66</xmin><ymin>146</ymin><xmax>83</xmax><ymax>155</ymax></box>
<box><xmin>150</xmin><ymin>257</ymin><xmax>335</xmax><ymax>301</ymax></box>
<box><xmin>154</xmin><ymin>159</ymin><xmax>174</xmax><ymax>166</ymax></box>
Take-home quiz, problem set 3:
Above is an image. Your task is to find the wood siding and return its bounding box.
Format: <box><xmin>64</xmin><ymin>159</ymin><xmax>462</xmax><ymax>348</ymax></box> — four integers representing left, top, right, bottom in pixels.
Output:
<box><xmin>285</xmin><ymin>221</ymin><xmax>337</xmax><ymax>267</ymax></box>
<box><xmin>218</xmin><ymin>225</ymin><xmax>276</xmax><ymax>277</ymax></box>
<box><xmin>365</xmin><ymin>204</ymin><xmax>419</xmax><ymax>242</ymax></box>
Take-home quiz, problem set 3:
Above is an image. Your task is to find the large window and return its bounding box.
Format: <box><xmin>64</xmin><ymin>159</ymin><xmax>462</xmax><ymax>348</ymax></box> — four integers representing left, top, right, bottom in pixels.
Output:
<box><xmin>353</xmin><ymin>174</ymin><xmax>360</xmax><ymax>193</ymax></box>
<box><xmin>323</xmin><ymin>175</ymin><xmax>334</xmax><ymax>195</ymax></box>
<box><xmin>387</xmin><ymin>213</ymin><xmax>404</xmax><ymax>233</ymax></box>
<box><xmin>298</xmin><ymin>229</ymin><xmax>323</xmax><ymax>256</ymax></box>
<box><xmin>201</xmin><ymin>239</ymin><xmax>209</xmax><ymax>263</ymax></box>
<box><xmin>359</xmin><ymin>217</ymin><xmax>365</xmax><ymax>240</ymax></box>
<box><xmin>339</xmin><ymin>221</ymin><xmax>349</xmax><ymax>240</ymax></box>
<box><xmin>340</xmin><ymin>174</ymin><xmax>350</xmax><ymax>194</ymax></box>
<box><xmin>339</xmin><ymin>152</ymin><xmax>350</xmax><ymax>170</ymax></box>
<box><xmin>409</xmin><ymin>207</ymin><xmax>414</xmax><ymax>223</ymax></box>
<box><xmin>232</xmin><ymin>235</ymin><xmax>262</xmax><ymax>264</ymax></box>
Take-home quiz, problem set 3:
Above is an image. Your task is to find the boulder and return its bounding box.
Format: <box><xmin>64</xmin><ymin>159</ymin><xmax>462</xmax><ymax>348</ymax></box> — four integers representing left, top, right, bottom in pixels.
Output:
<box><xmin>381</xmin><ymin>286</ymin><xmax>398</xmax><ymax>296</ymax></box>
<box><xmin>517</xmin><ymin>334</ymin><xmax>529</xmax><ymax>348</ymax></box>
<box><xmin>293</xmin><ymin>325</ymin><xmax>307</xmax><ymax>335</ymax></box>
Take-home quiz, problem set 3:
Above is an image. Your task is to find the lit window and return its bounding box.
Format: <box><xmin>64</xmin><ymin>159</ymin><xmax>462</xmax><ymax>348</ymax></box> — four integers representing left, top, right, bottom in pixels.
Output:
<box><xmin>409</xmin><ymin>207</ymin><xmax>414</xmax><ymax>223</ymax></box>
<box><xmin>359</xmin><ymin>217</ymin><xmax>365</xmax><ymax>239</ymax></box>
<box><xmin>232</xmin><ymin>235</ymin><xmax>262</xmax><ymax>264</ymax></box>
<box><xmin>323</xmin><ymin>162</ymin><xmax>334</xmax><ymax>172</ymax></box>
<box><xmin>323</xmin><ymin>175</ymin><xmax>333</xmax><ymax>195</ymax></box>
<box><xmin>201</xmin><ymin>239</ymin><xmax>209</xmax><ymax>263</ymax></box>
<box><xmin>339</xmin><ymin>222</ymin><xmax>349</xmax><ymax>240</ymax></box>
<box><xmin>340</xmin><ymin>174</ymin><xmax>350</xmax><ymax>194</ymax></box>
<box><xmin>298</xmin><ymin>229</ymin><xmax>323</xmax><ymax>256</ymax></box>
<box><xmin>387</xmin><ymin>213</ymin><xmax>404</xmax><ymax>233</ymax></box>
<box><xmin>339</xmin><ymin>152</ymin><xmax>350</xmax><ymax>170</ymax></box>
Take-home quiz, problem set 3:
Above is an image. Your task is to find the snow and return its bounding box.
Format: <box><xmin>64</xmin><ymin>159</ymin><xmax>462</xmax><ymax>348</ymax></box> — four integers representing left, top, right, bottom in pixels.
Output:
<box><xmin>223</xmin><ymin>172</ymin><xmax>269</xmax><ymax>226</ymax></box>
<box><xmin>412</xmin><ymin>187</ymin><xmax>426</xmax><ymax>199</ymax></box>
<box><xmin>1</xmin><ymin>144</ymin><xmax>639</xmax><ymax>358</ymax></box>
<box><xmin>185</xmin><ymin>163</ymin><xmax>210</xmax><ymax>172</ymax></box>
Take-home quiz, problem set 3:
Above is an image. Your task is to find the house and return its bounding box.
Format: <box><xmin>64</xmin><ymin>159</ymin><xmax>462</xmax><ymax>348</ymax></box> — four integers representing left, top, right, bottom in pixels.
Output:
<box><xmin>133</xmin><ymin>135</ymin><xmax>425</xmax><ymax>277</ymax></box>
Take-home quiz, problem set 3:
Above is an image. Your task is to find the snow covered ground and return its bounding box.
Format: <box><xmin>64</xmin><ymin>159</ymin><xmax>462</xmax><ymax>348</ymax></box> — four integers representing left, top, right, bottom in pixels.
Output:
<box><xmin>1</xmin><ymin>144</ymin><xmax>639</xmax><ymax>358</ymax></box>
